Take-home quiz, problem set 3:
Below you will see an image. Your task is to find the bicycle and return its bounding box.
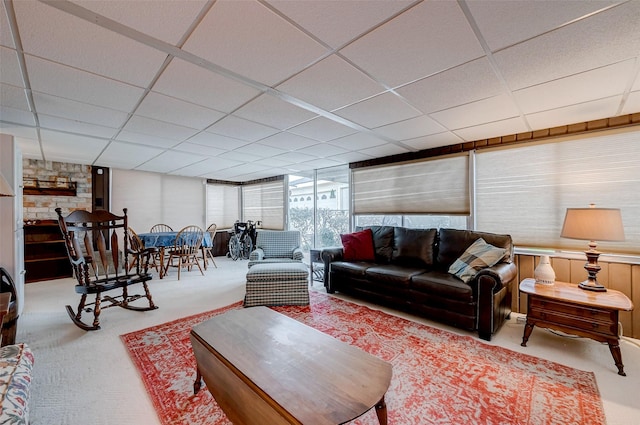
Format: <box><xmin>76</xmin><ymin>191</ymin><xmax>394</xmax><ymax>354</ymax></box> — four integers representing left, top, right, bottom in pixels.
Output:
<box><xmin>228</xmin><ymin>220</ymin><xmax>259</xmax><ymax>260</ymax></box>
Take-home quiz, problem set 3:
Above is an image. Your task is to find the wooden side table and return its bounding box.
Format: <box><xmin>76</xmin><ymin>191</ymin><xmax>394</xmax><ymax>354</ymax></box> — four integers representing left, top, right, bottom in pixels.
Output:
<box><xmin>309</xmin><ymin>249</ymin><xmax>324</xmax><ymax>283</ymax></box>
<box><xmin>519</xmin><ymin>278</ymin><xmax>634</xmax><ymax>376</ymax></box>
<box><xmin>0</xmin><ymin>292</ymin><xmax>11</xmax><ymax>346</ymax></box>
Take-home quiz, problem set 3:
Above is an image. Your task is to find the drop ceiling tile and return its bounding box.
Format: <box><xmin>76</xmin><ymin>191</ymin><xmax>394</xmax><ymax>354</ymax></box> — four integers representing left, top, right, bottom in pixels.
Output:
<box><xmin>296</xmin><ymin>143</ymin><xmax>350</xmax><ymax>158</ymax></box>
<box><xmin>33</xmin><ymin>92</ymin><xmax>129</xmax><ymax>128</ymax></box>
<box><xmin>297</xmin><ymin>158</ymin><xmax>343</xmax><ymax>170</ymax></box>
<box><xmin>207</xmin><ymin>115</ymin><xmax>279</xmax><ymax>142</ymax></box>
<box><xmin>153</xmin><ymin>58</ymin><xmax>261</xmax><ymax>113</ymax></box>
<box><xmin>277</xmin><ymin>55</ymin><xmax>385</xmax><ymax>111</ymax></box>
<box><xmin>253</xmin><ymin>156</ymin><xmax>295</xmax><ymax>168</ymax></box>
<box><xmin>15</xmin><ymin>137</ymin><xmax>42</xmax><ymax>160</ymax></box>
<box><xmin>397</xmin><ymin>58</ymin><xmax>504</xmax><ymax>114</ymax></box>
<box><xmin>514</xmin><ymin>60</ymin><xmax>634</xmax><ymax>114</ymax></box>
<box><xmin>329</xmin><ymin>132</ymin><xmax>387</xmax><ymax>151</ymax></box>
<box><xmin>1</xmin><ymin>83</ymin><xmax>29</xmax><ymax>110</ymax></box>
<box><xmin>182</xmin><ymin>0</ymin><xmax>328</xmax><ymax>86</ymax></box>
<box><xmin>234</xmin><ymin>143</ymin><xmax>286</xmax><ymax>158</ymax></box>
<box><xmin>431</xmin><ymin>94</ymin><xmax>520</xmax><ymax>130</ymax></box>
<box><xmin>95</xmin><ymin>141</ymin><xmax>164</xmax><ymax>169</ymax></box>
<box><xmin>334</xmin><ymin>92</ymin><xmax>421</xmax><ymax>128</ymax></box>
<box><xmin>201</xmin><ymin>158</ymin><xmax>243</xmax><ymax>172</ymax></box>
<box><xmin>272</xmin><ymin>151</ymin><xmax>317</xmax><ymax>164</ymax></box>
<box><xmin>0</xmin><ymin>47</ymin><xmax>22</xmax><ymax>86</ymax></box>
<box><xmin>25</xmin><ymin>55</ymin><xmax>145</xmax><ymax>112</ymax></box>
<box><xmin>137</xmin><ymin>92</ymin><xmax>226</xmax><ymax>129</ymax></box>
<box><xmin>633</xmin><ymin>74</ymin><xmax>640</xmax><ymax>92</ymax></box>
<box><xmin>359</xmin><ymin>143</ymin><xmax>409</xmax><ymax>158</ymax></box>
<box><xmin>14</xmin><ymin>1</ymin><xmax>167</xmax><ymax>87</ymax></box>
<box><xmin>326</xmin><ymin>151</ymin><xmax>374</xmax><ymax>164</ymax></box>
<box><xmin>38</xmin><ymin>114</ymin><xmax>118</xmax><ymax>139</ymax></box>
<box><xmin>189</xmin><ymin>132</ymin><xmax>249</xmax><ymax>150</ymax></box>
<box><xmin>402</xmin><ymin>132</ymin><xmax>464</xmax><ymax>151</ymax></box>
<box><xmin>287</xmin><ymin>117</ymin><xmax>357</xmax><ymax>142</ymax></box>
<box><xmin>136</xmin><ymin>150</ymin><xmax>205</xmax><ymax>173</ymax></box>
<box><xmin>340</xmin><ymin>1</ymin><xmax>484</xmax><ymax>87</ymax></box>
<box><xmin>173</xmin><ymin>142</ymin><xmax>227</xmax><ymax>158</ymax></box>
<box><xmin>525</xmin><ymin>96</ymin><xmax>622</xmax><ymax>131</ymax></box>
<box><xmin>467</xmin><ymin>0</ymin><xmax>619</xmax><ymax>51</ymax></box>
<box><xmin>40</xmin><ymin>129</ymin><xmax>108</xmax><ymax>163</ymax></box>
<box><xmin>234</xmin><ymin>94</ymin><xmax>317</xmax><ymax>130</ymax></box>
<box><xmin>0</xmin><ymin>1</ymin><xmax>15</xmax><ymax>49</ymax></box>
<box><xmin>169</xmin><ymin>160</ymin><xmax>222</xmax><ymax>178</ymax></box>
<box><xmin>258</xmin><ymin>132</ymin><xmax>318</xmax><ymax>151</ymax></box>
<box><xmin>0</xmin><ymin>124</ymin><xmax>37</xmax><ymax>141</ymax></box>
<box><xmin>453</xmin><ymin>117</ymin><xmax>529</xmax><ymax>141</ymax></box>
<box><xmin>116</xmin><ymin>130</ymin><xmax>179</xmax><ymax>149</ymax></box>
<box><xmin>494</xmin><ymin>1</ymin><xmax>640</xmax><ymax>90</ymax></box>
<box><xmin>123</xmin><ymin>115</ymin><xmax>198</xmax><ymax>142</ymax></box>
<box><xmin>267</xmin><ymin>0</ymin><xmax>414</xmax><ymax>49</ymax></box>
<box><xmin>621</xmin><ymin>91</ymin><xmax>640</xmax><ymax>115</ymax></box>
<box><xmin>218</xmin><ymin>150</ymin><xmax>263</xmax><ymax>163</ymax></box>
<box><xmin>75</xmin><ymin>0</ymin><xmax>208</xmax><ymax>45</ymax></box>
<box><xmin>0</xmin><ymin>107</ymin><xmax>35</xmax><ymax>126</ymax></box>
<box><xmin>374</xmin><ymin>115</ymin><xmax>446</xmax><ymax>141</ymax></box>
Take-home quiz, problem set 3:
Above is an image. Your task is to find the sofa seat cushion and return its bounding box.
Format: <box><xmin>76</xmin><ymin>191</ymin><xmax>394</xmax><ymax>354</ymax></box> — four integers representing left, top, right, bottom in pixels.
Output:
<box><xmin>330</xmin><ymin>261</ymin><xmax>375</xmax><ymax>277</ymax></box>
<box><xmin>411</xmin><ymin>271</ymin><xmax>474</xmax><ymax>302</ymax></box>
<box><xmin>365</xmin><ymin>264</ymin><xmax>426</xmax><ymax>287</ymax></box>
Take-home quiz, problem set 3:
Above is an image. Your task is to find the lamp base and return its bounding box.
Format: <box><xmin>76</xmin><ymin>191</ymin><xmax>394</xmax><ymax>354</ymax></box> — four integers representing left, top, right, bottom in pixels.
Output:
<box><xmin>578</xmin><ymin>280</ymin><xmax>607</xmax><ymax>292</ymax></box>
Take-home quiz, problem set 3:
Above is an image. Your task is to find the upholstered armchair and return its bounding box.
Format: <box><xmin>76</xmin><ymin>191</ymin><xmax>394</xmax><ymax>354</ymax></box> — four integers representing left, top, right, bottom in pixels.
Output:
<box><xmin>248</xmin><ymin>230</ymin><xmax>304</xmax><ymax>268</ymax></box>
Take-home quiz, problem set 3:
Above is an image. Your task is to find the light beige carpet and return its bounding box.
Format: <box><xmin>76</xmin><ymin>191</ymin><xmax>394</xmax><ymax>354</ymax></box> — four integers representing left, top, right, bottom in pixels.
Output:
<box><xmin>18</xmin><ymin>257</ymin><xmax>640</xmax><ymax>425</ymax></box>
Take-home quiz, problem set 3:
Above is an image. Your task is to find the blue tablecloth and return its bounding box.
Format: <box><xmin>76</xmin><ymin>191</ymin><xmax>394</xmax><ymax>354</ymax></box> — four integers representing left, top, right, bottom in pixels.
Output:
<box><xmin>138</xmin><ymin>231</ymin><xmax>212</xmax><ymax>248</ymax></box>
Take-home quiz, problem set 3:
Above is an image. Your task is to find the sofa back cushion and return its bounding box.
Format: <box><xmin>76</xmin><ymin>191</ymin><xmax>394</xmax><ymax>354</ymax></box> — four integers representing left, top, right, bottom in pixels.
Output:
<box><xmin>341</xmin><ymin>229</ymin><xmax>375</xmax><ymax>261</ymax></box>
<box><xmin>392</xmin><ymin>227</ymin><xmax>437</xmax><ymax>267</ymax></box>
<box><xmin>358</xmin><ymin>226</ymin><xmax>394</xmax><ymax>263</ymax></box>
<box><xmin>437</xmin><ymin>229</ymin><xmax>513</xmax><ymax>268</ymax></box>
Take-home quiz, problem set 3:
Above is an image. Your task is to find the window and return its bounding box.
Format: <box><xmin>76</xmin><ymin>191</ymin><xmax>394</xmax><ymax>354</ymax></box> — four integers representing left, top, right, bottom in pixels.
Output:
<box><xmin>476</xmin><ymin>129</ymin><xmax>640</xmax><ymax>254</ymax></box>
<box><xmin>206</xmin><ymin>183</ymin><xmax>239</xmax><ymax>229</ymax></box>
<box><xmin>355</xmin><ymin>215</ymin><xmax>467</xmax><ymax>230</ymax></box>
<box><xmin>242</xmin><ymin>179</ymin><xmax>285</xmax><ymax>230</ymax></box>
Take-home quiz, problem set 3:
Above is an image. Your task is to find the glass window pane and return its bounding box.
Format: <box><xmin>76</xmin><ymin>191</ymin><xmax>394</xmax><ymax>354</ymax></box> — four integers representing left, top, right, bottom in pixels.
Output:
<box><xmin>316</xmin><ymin>166</ymin><xmax>349</xmax><ymax>248</ymax></box>
<box><xmin>288</xmin><ymin>172</ymin><xmax>314</xmax><ymax>251</ymax></box>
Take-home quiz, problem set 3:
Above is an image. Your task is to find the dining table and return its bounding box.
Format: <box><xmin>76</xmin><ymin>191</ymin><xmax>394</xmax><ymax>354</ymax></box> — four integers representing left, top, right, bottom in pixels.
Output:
<box><xmin>137</xmin><ymin>231</ymin><xmax>213</xmax><ymax>279</ymax></box>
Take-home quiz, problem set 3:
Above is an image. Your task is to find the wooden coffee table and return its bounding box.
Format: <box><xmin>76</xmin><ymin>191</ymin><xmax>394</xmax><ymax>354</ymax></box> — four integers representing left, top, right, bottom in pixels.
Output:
<box><xmin>519</xmin><ymin>278</ymin><xmax>634</xmax><ymax>376</ymax></box>
<box><xmin>190</xmin><ymin>307</ymin><xmax>393</xmax><ymax>424</ymax></box>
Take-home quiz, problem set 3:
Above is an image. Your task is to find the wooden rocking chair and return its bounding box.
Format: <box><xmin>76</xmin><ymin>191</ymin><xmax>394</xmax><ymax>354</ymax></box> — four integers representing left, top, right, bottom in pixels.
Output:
<box><xmin>55</xmin><ymin>208</ymin><xmax>158</xmax><ymax>331</ymax></box>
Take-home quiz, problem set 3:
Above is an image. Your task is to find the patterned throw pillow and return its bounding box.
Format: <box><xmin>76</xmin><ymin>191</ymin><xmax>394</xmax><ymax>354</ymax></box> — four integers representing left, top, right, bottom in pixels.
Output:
<box><xmin>448</xmin><ymin>238</ymin><xmax>506</xmax><ymax>283</ymax></box>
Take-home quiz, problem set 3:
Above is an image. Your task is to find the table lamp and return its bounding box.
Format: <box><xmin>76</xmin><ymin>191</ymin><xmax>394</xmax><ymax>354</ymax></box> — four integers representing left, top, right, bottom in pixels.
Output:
<box><xmin>560</xmin><ymin>205</ymin><xmax>625</xmax><ymax>292</ymax></box>
<box><xmin>0</xmin><ymin>171</ymin><xmax>15</xmax><ymax>197</ymax></box>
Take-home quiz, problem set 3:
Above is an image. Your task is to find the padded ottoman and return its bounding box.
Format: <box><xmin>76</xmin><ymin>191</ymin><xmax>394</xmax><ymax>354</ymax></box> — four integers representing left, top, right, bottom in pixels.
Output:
<box><xmin>0</xmin><ymin>343</ymin><xmax>33</xmax><ymax>425</ymax></box>
<box><xmin>244</xmin><ymin>263</ymin><xmax>309</xmax><ymax>307</ymax></box>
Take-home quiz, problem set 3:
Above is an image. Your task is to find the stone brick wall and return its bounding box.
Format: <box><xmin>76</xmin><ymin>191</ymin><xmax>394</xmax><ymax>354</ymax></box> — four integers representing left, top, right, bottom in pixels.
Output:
<box><xmin>22</xmin><ymin>159</ymin><xmax>92</xmax><ymax>220</ymax></box>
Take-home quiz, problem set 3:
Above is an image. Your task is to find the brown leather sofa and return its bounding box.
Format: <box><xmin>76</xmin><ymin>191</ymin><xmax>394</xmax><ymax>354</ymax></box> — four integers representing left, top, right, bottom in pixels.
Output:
<box><xmin>322</xmin><ymin>227</ymin><xmax>517</xmax><ymax>341</ymax></box>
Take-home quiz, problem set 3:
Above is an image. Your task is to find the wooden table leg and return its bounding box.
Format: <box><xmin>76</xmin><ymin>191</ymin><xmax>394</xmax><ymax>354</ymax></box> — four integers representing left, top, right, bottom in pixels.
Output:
<box><xmin>375</xmin><ymin>395</ymin><xmax>387</xmax><ymax>425</ymax></box>
<box><xmin>158</xmin><ymin>247</ymin><xmax>165</xmax><ymax>279</ymax></box>
<box><xmin>194</xmin><ymin>367</ymin><xmax>203</xmax><ymax>394</ymax></box>
<box><xmin>608</xmin><ymin>342</ymin><xmax>626</xmax><ymax>376</ymax></box>
<box><xmin>521</xmin><ymin>321</ymin><xmax>535</xmax><ymax>347</ymax></box>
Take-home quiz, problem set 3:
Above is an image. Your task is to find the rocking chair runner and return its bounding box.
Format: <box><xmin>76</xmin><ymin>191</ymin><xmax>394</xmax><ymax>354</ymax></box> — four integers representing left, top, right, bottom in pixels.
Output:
<box><xmin>55</xmin><ymin>208</ymin><xmax>158</xmax><ymax>331</ymax></box>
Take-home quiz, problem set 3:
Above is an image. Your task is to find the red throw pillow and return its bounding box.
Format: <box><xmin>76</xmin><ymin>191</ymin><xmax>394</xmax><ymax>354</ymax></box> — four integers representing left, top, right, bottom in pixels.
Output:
<box><xmin>341</xmin><ymin>229</ymin><xmax>375</xmax><ymax>261</ymax></box>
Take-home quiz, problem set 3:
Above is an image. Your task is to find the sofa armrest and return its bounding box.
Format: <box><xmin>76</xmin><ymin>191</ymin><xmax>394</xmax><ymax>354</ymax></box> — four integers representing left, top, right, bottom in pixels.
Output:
<box><xmin>292</xmin><ymin>248</ymin><xmax>304</xmax><ymax>261</ymax></box>
<box><xmin>249</xmin><ymin>248</ymin><xmax>265</xmax><ymax>261</ymax></box>
<box><xmin>475</xmin><ymin>262</ymin><xmax>517</xmax><ymax>341</ymax></box>
<box><xmin>321</xmin><ymin>247</ymin><xmax>344</xmax><ymax>291</ymax></box>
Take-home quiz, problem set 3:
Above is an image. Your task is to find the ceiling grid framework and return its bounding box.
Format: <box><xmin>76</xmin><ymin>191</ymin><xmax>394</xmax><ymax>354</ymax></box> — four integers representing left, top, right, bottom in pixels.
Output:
<box><xmin>0</xmin><ymin>0</ymin><xmax>638</xmax><ymax>182</ymax></box>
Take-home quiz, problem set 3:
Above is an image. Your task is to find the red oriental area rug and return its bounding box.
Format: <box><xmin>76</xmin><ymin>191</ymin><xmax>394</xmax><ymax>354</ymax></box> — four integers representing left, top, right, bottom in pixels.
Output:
<box><xmin>121</xmin><ymin>291</ymin><xmax>605</xmax><ymax>425</ymax></box>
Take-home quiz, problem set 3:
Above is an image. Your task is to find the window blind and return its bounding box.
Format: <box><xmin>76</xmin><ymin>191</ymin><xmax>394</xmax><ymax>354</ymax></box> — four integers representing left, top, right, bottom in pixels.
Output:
<box><xmin>242</xmin><ymin>180</ymin><xmax>285</xmax><ymax>230</ymax></box>
<box><xmin>352</xmin><ymin>154</ymin><xmax>470</xmax><ymax>215</ymax></box>
<box><xmin>476</xmin><ymin>130</ymin><xmax>640</xmax><ymax>254</ymax></box>
<box><xmin>111</xmin><ymin>169</ymin><xmax>205</xmax><ymax>233</ymax></box>
<box><xmin>206</xmin><ymin>183</ymin><xmax>240</xmax><ymax>229</ymax></box>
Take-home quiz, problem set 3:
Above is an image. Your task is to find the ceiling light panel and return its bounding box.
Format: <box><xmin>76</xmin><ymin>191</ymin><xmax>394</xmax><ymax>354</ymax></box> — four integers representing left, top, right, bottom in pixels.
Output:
<box><xmin>494</xmin><ymin>1</ymin><xmax>640</xmax><ymax>90</ymax></box>
<box><xmin>74</xmin><ymin>0</ymin><xmax>209</xmax><ymax>45</ymax></box>
<box><xmin>340</xmin><ymin>1</ymin><xmax>484</xmax><ymax>88</ymax></box>
<box><xmin>25</xmin><ymin>56</ymin><xmax>145</xmax><ymax>112</ymax></box>
<box><xmin>267</xmin><ymin>0</ymin><xmax>415</xmax><ymax>49</ymax></box>
<box><xmin>277</xmin><ymin>54</ymin><xmax>385</xmax><ymax>111</ymax></box>
<box><xmin>397</xmin><ymin>58</ymin><xmax>504</xmax><ymax>114</ymax></box>
<box><xmin>182</xmin><ymin>0</ymin><xmax>328</xmax><ymax>86</ymax></box>
<box><xmin>136</xmin><ymin>92</ymin><xmax>226</xmax><ymax>129</ymax></box>
<box><xmin>14</xmin><ymin>1</ymin><xmax>167</xmax><ymax>87</ymax></box>
<box><xmin>153</xmin><ymin>58</ymin><xmax>262</xmax><ymax>113</ymax></box>
<box><xmin>234</xmin><ymin>94</ymin><xmax>318</xmax><ymax>130</ymax></box>
<box><xmin>467</xmin><ymin>0</ymin><xmax>620</xmax><ymax>51</ymax></box>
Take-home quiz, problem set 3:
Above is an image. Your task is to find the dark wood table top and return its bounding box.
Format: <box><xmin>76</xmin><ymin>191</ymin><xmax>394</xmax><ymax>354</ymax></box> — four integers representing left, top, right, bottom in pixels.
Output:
<box><xmin>191</xmin><ymin>306</ymin><xmax>392</xmax><ymax>424</ymax></box>
<box><xmin>519</xmin><ymin>278</ymin><xmax>633</xmax><ymax>311</ymax></box>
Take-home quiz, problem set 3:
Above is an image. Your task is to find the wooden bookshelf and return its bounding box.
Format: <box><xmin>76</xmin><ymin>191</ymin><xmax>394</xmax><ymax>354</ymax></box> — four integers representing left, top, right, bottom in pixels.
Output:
<box><xmin>23</xmin><ymin>220</ymin><xmax>72</xmax><ymax>283</ymax></box>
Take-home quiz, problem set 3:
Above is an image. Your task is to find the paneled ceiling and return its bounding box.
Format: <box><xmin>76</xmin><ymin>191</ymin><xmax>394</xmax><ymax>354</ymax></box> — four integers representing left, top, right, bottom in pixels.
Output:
<box><xmin>1</xmin><ymin>0</ymin><xmax>639</xmax><ymax>182</ymax></box>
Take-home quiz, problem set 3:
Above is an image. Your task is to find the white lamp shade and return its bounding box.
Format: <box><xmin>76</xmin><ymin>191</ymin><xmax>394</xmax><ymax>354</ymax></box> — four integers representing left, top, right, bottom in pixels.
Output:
<box><xmin>560</xmin><ymin>208</ymin><xmax>625</xmax><ymax>242</ymax></box>
<box><xmin>0</xmin><ymin>171</ymin><xmax>15</xmax><ymax>197</ymax></box>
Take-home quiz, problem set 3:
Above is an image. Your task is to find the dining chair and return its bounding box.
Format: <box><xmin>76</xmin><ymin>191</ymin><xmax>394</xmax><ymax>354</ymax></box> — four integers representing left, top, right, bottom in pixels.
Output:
<box><xmin>127</xmin><ymin>227</ymin><xmax>159</xmax><ymax>273</ymax></box>
<box><xmin>150</xmin><ymin>224</ymin><xmax>173</xmax><ymax>233</ymax></box>
<box><xmin>201</xmin><ymin>223</ymin><xmax>217</xmax><ymax>270</ymax></box>
<box><xmin>164</xmin><ymin>225</ymin><xmax>205</xmax><ymax>280</ymax></box>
